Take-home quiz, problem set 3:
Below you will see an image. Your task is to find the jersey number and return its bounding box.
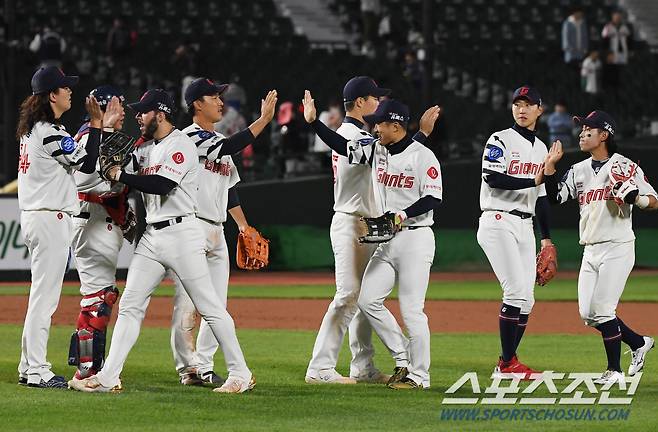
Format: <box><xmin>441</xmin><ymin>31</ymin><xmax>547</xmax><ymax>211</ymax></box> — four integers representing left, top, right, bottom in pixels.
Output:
<box><xmin>18</xmin><ymin>153</ymin><xmax>30</xmax><ymax>174</ymax></box>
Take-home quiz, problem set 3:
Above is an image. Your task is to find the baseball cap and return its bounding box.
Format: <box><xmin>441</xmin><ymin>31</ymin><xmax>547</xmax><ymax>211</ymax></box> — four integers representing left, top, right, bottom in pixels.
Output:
<box><xmin>31</xmin><ymin>66</ymin><xmax>78</xmax><ymax>95</ymax></box>
<box><xmin>184</xmin><ymin>77</ymin><xmax>229</xmax><ymax>106</ymax></box>
<box><xmin>573</xmin><ymin>110</ymin><xmax>616</xmax><ymax>136</ymax></box>
<box><xmin>128</xmin><ymin>89</ymin><xmax>175</xmax><ymax>114</ymax></box>
<box><xmin>343</xmin><ymin>76</ymin><xmax>391</xmax><ymax>102</ymax></box>
<box><xmin>363</xmin><ymin>99</ymin><xmax>410</xmax><ymax>125</ymax></box>
<box><xmin>89</xmin><ymin>85</ymin><xmax>125</xmax><ymax>111</ymax></box>
<box><xmin>512</xmin><ymin>85</ymin><xmax>542</xmax><ymax>106</ymax></box>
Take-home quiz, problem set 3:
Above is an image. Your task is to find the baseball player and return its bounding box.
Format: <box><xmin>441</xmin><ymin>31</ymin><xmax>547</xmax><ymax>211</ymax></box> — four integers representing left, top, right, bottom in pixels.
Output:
<box><xmin>476</xmin><ymin>86</ymin><xmax>553</xmax><ymax>379</ymax></box>
<box><xmin>304</xmin><ymin>77</ymin><xmax>393</xmax><ymax>385</ymax></box>
<box><xmin>542</xmin><ymin>111</ymin><xmax>657</xmax><ymax>385</ymax></box>
<box><xmin>68</xmin><ymin>88</ymin><xmax>273</xmax><ymax>394</ymax></box>
<box><xmin>16</xmin><ymin>66</ymin><xmax>103</xmax><ymax>388</ymax></box>
<box><xmin>305</xmin><ymin>94</ymin><xmax>442</xmax><ymax>389</ymax></box>
<box><xmin>68</xmin><ymin>86</ymin><xmax>128</xmax><ymax>381</ymax></box>
<box><xmin>170</xmin><ymin>78</ymin><xmax>276</xmax><ymax>387</ymax></box>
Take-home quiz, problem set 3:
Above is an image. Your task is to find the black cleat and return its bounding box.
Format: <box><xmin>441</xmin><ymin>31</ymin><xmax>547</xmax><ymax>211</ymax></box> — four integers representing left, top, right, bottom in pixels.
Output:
<box><xmin>28</xmin><ymin>375</ymin><xmax>68</xmax><ymax>389</ymax></box>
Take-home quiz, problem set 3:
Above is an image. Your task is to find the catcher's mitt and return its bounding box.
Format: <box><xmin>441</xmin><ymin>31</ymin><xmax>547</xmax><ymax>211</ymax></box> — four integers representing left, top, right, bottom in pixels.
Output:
<box><xmin>237</xmin><ymin>226</ymin><xmax>269</xmax><ymax>270</ymax></box>
<box><xmin>536</xmin><ymin>244</ymin><xmax>558</xmax><ymax>286</ymax></box>
<box><xmin>357</xmin><ymin>212</ymin><xmax>401</xmax><ymax>244</ymax></box>
<box><xmin>99</xmin><ymin>131</ymin><xmax>135</xmax><ymax>180</ymax></box>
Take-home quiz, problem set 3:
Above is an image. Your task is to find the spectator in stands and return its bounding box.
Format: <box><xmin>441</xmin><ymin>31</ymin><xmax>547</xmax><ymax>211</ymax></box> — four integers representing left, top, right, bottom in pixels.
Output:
<box><xmin>361</xmin><ymin>0</ymin><xmax>381</xmax><ymax>56</ymax></box>
<box><xmin>602</xmin><ymin>11</ymin><xmax>631</xmax><ymax>66</ymax></box>
<box><xmin>561</xmin><ymin>8</ymin><xmax>588</xmax><ymax>66</ymax></box>
<box><xmin>402</xmin><ymin>51</ymin><xmax>424</xmax><ymax>91</ymax></box>
<box><xmin>29</xmin><ymin>27</ymin><xmax>66</xmax><ymax>69</ymax></box>
<box><xmin>106</xmin><ymin>17</ymin><xmax>135</xmax><ymax>69</ymax></box>
<box><xmin>581</xmin><ymin>50</ymin><xmax>602</xmax><ymax>95</ymax></box>
<box><xmin>546</xmin><ymin>101</ymin><xmax>573</xmax><ymax>148</ymax></box>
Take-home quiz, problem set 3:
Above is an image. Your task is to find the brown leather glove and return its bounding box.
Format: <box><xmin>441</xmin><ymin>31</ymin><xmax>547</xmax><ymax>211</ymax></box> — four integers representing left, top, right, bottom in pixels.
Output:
<box><xmin>536</xmin><ymin>244</ymin><xmax>558</xmax><ymax>286</ymax></box>
<box><xmin>236</xmin><ymin>226</ymin><xmax>270</xmax><ymax>270</ymax></box>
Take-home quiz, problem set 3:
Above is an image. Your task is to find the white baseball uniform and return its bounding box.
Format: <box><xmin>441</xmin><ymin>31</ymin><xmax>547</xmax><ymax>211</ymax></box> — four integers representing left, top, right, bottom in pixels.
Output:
<box><xmin>350</xmin><ymin>134</ymin><xmax>443</xmax><ymax>388</ymax></box>
<box><xmin>476</xmin><ymin>127</ymin><xmax>548</xmax><ymax>314</ymax></box>
<box><xmin>93</xmin><ymin>128</ymin><xmax>251</xmax><ymax>389</ymax></box>
<box><xmin>17</xmin><ymin>121</ymin><xmax>87</xmax><ymax>385</ymax></box>
<box><xmin>552</xmin><ymin>153</ymin><xmax>657</xmax><ymax>326</ymax></box>
<box><xmin>170</xmin><ymin>123</ymin><xmax>240</xmax><ymax>378</ymax></box>
<box><xmin>71</xmin><ymin>126</ymin><xmax>125</xmax><ymax>297</ymax></box>
<box><xmin>306</xmin><ymin>118</ymin><xmax>382</xmax><ymax>379</ymax></box>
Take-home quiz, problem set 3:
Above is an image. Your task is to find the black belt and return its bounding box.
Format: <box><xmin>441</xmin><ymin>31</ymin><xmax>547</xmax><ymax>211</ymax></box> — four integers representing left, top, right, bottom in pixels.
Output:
<box><xmin>74</xmin><ymin>212</ymin><xmax>113</xmax><ymax>223</ymax></box>
<box><xmin>401</xmin><ymin>226</ymin><xmax>426</xmax><ymax>230</ymax></box>
<box><xmin>199</xmin><ymin>217</ymin><xmax>221</xmax><ymax>225</ymax></box>
<box><xmin>152</xmin><ymin>216</ymin><xmax>183</xmax><ymax>230</ymax></box>
<box><xmin>509</xmin><ymin>210</ymin><xmax>533</xmax><ymax>219</ymax></box>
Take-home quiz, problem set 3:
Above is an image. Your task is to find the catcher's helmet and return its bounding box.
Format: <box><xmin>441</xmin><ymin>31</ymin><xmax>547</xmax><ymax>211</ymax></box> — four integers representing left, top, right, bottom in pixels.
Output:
<box><xmin>90</xmin><ymin>85</ymin><xmax>125</xmax><ymax>111</ymax></box>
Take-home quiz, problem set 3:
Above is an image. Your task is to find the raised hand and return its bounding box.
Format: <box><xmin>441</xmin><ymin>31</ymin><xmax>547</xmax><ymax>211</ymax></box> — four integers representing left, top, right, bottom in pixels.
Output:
<box><xmin>103</xmin><ymin>96</ymin><xmax>124</xmax><ymax>129</ymax></box>
<box><xmin>419</xmin><ymin>105</ymin><xmax>441</xmax><ymax>135</ymax></box>
<box><xmin>302</xmin><ymin>90</ymin><xmax>317</xmax><ymax>123</ymax></box>
<box><xmin>86</xmin><ymin>96</ymin><xmax>103</xmax><ymax>124</ymax></box>
<box><xmin>544</xmin><ymin>140</ymin><xmax>564</xmax><ymax>175</ymax></box>
<box><xmin>260</xmin><ymin>90</ymin><xmax>278</xmax><ymax>122</ymax></box>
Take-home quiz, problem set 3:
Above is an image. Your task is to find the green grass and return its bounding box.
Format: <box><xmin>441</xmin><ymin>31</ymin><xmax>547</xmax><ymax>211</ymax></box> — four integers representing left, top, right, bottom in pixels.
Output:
<box><xmin>2</xmin><ymin>274</ymin><xmax>658</xmax><ymax>302</ymax></box>
<box><xmin>0</xmin><ymin>326</ymin><xmax>656</xmax><ymax>431</ymax></box>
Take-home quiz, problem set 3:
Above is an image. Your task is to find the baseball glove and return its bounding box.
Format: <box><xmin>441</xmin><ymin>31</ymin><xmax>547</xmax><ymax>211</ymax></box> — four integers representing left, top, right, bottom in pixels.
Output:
<box><xmin>357</xmin><ymin>212</ymin><xmax>401</xmax><ymax>244</ymax></box>
<box><xmin>99</xmin><ymin>131</ymin><xmax>135</xmax><ymax>180</ymax></box>
<box><xmin>536</xmin><ymin>244</ymin><xmax>558</xmax><ymax>286</ymax></box>
<box><xmin>236</xmin><ymin>226</ymin><xmax>270</xmax><ymax>270</ymax></box>
<box><xmin>609</xmin><ymin>159</ymin><xmax>638</xmax><ymax>206</ymax></box>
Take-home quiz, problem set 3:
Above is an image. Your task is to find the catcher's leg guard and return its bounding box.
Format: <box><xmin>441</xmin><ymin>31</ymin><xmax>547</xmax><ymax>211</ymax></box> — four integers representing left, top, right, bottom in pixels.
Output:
<box><xmin>68</xmin><ymin>286</ymin><xmax>119</xmax><ymax>379</ymax></box>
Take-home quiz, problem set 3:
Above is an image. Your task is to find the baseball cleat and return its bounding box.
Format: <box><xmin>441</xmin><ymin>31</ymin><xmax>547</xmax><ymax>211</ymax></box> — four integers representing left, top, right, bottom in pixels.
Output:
<box><xmin>213</xmin><ymin>375</ymin><xmax>256</xmax><ymax>394</ymax></box>
<box><xmin>18</xmin><ymin>376</ymin><xmax>28</xmax><ymax>386</ymax></box>
<box><xmin>387</xmin><ymin>366</ymin><xmax>409</xmax><ymax>385</ymax></box>
<box><xmin>180</xmin><ymin>371</ymin><xmax>204</xmax><ymax>386</ymax></box>
<box><xmin>198</xmin><ymin>371</ymin><xmax>226</xmax><ymax>387</ymax></box>
<box><xmin>492</xmin><ymin>356</ymin><xmax>541</xmax><ymax>380</ymax></box>
<box><xmin>627</xmin><ymin>336</ymin><xmax>654</xmax><ymax>376</ymax></box>
<box><xmin>351</xmin><ymin>369</ymin><xmax>392</xmax><ymax>384</ymax></box>
<box><xmin>305</xmin><ymin>369</ymin><xmax>357</xmax><ymax>384</ymax></box>
<box><xmin>388</xmin><ymin>377</ymin><xmax>424</xmax><ymax>390</ymax></box>
<box><xmin>594</xmin><ymin>370</ymin><xmax>624</xmax><ymax>386</ymax></box>
<box><xmin>68</xmin><ymin>376</ymin><xmax>122</xmax><ymax>393</ymax></box>
<box><xmin>27</xmin><ymin>375</ymin><xmax>68</xmax><ymax>389</ymax></box>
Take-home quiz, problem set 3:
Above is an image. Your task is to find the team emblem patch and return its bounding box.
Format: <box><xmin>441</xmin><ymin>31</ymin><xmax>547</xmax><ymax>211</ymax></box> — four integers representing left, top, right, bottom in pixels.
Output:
<box><xmin>172</xmin><ymin>152</ymin><xmax>184</xmax><ymax>164</ymax></box>
<box><xmin>484</xmin><ymin>145</ymin><xmax>503</xmax><ymax>162</ymax></box>
<box><xmin>198</xmin><ymin>130</ymin><xmax>213</xmax><ymax>140</ymax></box>
<box><xmin>59</xmin><ymin>136</ymin><xmax>76</xmax><ymax>154</ymax></box>
<box><xmin>427</xmin><ymin>166</ymin><xmax>439</xmax><ymax>179</ymax></box>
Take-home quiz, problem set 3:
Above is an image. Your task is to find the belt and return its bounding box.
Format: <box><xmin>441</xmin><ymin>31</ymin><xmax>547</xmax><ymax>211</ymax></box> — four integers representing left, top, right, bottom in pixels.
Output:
<box><xmin>74</xmin><ymin>212</ymin><xmax>113</xmax><ymax>223</ymax></box>
<box><xmin>199</xmin><ymin>217</ymin><xmax>222</xmax><ymax>226</ymax></box>
<box><xmin>400</xmin><ymin>226</ymin><xmax>426</xmax><ymax>231</ymax></box>
<box><xmin>508</xmin><ymin>209</ymin><xmax>533</xmax><ymax>219</ymax></box>
<box><xmin>152</xmin><ymin>216</ymin><xmax>184</xmax><ymax>230</ymax></box>
<box><xmin>78</xmin><ymin>192</ymin><xmax>105</xmax><ymax>204</ymax></box>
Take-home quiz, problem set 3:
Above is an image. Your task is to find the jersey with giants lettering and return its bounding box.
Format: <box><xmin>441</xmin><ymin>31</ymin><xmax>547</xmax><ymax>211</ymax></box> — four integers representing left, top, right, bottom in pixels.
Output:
<box><xmin>125</xmin><ymin>129</ymin><xmax>198</xmax><ymax>224</ymax></box>
<box><xmin>348</xmin><ymin>137</ymin><xmax>443</xmax><ymax>227</ymax></box>
<box><xmin>332</xmin><ymin>121</ymin><xmax>379</xmax><ymax>217</ymax></box>
<box><xmin>182</xmin><ymin>123</ymin><xmax>240</xmax><ymax>223</ymax></box>
<box><xmin>554</xmin><ymin>153</ymin><xmax>657</xmax><ymax>245</ymax></box>
<box><xmin>480</xmin><ymin>127</ymin><xmax>547</xmax><ymax>214</ymax></box>
<box><xmin>18</xmin><ymin>121</ymin><xmax>87</xmax><ymax>213</ymax></box>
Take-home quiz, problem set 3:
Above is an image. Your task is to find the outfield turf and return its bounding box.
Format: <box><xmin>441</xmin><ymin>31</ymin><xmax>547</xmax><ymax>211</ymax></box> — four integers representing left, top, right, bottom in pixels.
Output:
<box><xmin>0</xmin><ymin>326</ymin><xmax>655</xmax><ymax>432</ymax></box>
<box><xmin>2</xmin><ymin>274</ymin><xmax>658</xmax><ymax>301</ymax></box>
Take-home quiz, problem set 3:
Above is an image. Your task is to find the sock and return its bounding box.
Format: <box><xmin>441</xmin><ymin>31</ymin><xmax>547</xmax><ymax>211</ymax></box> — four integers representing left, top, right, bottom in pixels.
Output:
<box><xmin>617</xmin><ymin>317</ymin><xmax>645</xmax><ymax>351</ymax></box>
<box><xmin>514</xmin><ymin>314</ymin><xmax>529</xmax><ymax>355</ymax></box>
<box><xmin>596</xmin><ymin>318</ymin><xmax>622</xmax><ymax>372</ymax></box>
<box><xmin>499</xmin><ymin>303</ymin><xmax>520</xmax><ymax>362</ymax></box>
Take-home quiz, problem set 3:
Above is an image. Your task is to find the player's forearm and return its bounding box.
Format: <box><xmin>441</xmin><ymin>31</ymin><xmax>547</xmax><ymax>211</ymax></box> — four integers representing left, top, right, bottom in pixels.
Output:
<box><xmin>310</xmin><ymin>119</ymin><xmax>349</xmax><ymax>156</ymax></box>
<box><xmin>534</xmin><ymin>196</ymin><xmax>552</xmax><ymax>240</ymax></box>
<box><xmin>543</xmin><ymin>173</ymin><xmax>561</xmax><ymax>204</ymax></box>
<box><xmin>228</xmin><ymin>206</ymin><xmax>249</xmax><ymax>231</ymax></box>
<box><xmin>227</xmin><ymin>186</ymin><xmax>240</xmax><ymax>210</ymax></box>
<box><xmin>635</xmin><ymin>194</ymin><xmax>658</xmax><ymax>210</ymax></box>
<box><xmin>248</xmin><ymin>114</ymin><xmax>271</xmax><ymax>138</ymax></box>
<box><xmin>117</xmin><ymin>172</ymin><xmax>176</xmax><ymax>195</ymax></box>
<box><xmin>483</xmin><ymin>170</ymin><xmax>536</xmax><ymax>190</ymax></box>
<box><xmin>207</xmin><ymin>129</ymin><xmax>255</xmax><ymax>159</ymax></box>
<box><xmin>403</xmin><ymin>196</ymin><xmax>441</xmax><ymax>219</ymax></box>
<box><xmin>78</xmin><ymin>127</ymin><xmax>102</xmax><ymax>174</ymax></box>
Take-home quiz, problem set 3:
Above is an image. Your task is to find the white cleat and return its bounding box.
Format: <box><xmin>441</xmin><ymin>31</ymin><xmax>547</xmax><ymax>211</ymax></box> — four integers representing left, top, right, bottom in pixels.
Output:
<box><xmin>351</xmin><ymin>369</ymin><xmax>392</xmax><ymax>384</ymax></box>
<box><xmin>593</xmin><ymin>370</ymin><xmax>624</xmax><ymax>386</ymax></box>
<box><xmin>68</xmin><ymin>376</ymin><xmax>122</xmax><ymax>393</ymax></box>
<box><xmin>305</xmin><ymin>369</ymin><xmax>357</xmax><ymax>385</ymax></box>
<box><xmin>628</xmin><ymin>336</ymin><xmax>654</xmax><ymax>376</ymax></box>
<box><xmin>213</xmin><ymin>375</ymin><xmax>256</xmax><ymax>394</ymax></box>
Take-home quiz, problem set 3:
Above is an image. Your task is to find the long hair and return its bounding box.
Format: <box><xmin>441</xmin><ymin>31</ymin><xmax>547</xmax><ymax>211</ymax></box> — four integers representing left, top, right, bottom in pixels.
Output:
<box><xmin>15</xmin><ymin>93</ymin><xmax>58</xmax><ymax>140</ymax></box>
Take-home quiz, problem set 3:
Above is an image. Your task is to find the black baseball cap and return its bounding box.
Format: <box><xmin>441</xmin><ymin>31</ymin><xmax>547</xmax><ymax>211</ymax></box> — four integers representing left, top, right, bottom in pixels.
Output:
<box><xmin>343</xmin><ymin>76</ymin><xmax>391</xmax><ymax>102</ymax></box>
<box><xmin>128</xmin><ymin>89</ymin><xmax>174</xmax><ymax>114</ymax></box>
<box><xmin>512</xmin><ymin>85</ymin><xmax>542</xmax><ymax>106</ymax></box>
<box><xmin>31</xmin><ymin>66</ymin><xmax>78</xmax><ymax>95</ymax></box>
<box><xmin>184</xmin><ymin>77</ymin><xmax>229</xmax><ymax>106</ymax></box>
<box><xmin>363</xmin><ymin>99</ymin><xmax>410</xmax><ymax>125</ymax></box>
<box><xmin>573</xmin><ymin>110</ymin><xmax>616</xmax><ymax>136</ymax></box>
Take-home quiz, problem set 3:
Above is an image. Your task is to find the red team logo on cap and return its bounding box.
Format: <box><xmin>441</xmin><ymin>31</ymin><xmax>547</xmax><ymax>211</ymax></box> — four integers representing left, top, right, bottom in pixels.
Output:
<box><xmin>519</xmin><ymin>87</ymin><xmax>529</xmax><ymax>95</ymax></box>
<box><xmin>172</xmin><ymin>152</ymin><xmax>184</xmax><ymax>164</ymax></box>
<box><xmin>427</xmin><ymin>166</ymin><xmax>439</xmax><ymax>179</ymax></box>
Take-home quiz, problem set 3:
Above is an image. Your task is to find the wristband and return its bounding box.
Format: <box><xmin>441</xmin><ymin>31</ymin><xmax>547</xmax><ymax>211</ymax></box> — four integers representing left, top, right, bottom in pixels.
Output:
<box><xmin>635</xmin><ymin>195</ymin><xmax>650</xmax><ymax>209</ymax></box>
